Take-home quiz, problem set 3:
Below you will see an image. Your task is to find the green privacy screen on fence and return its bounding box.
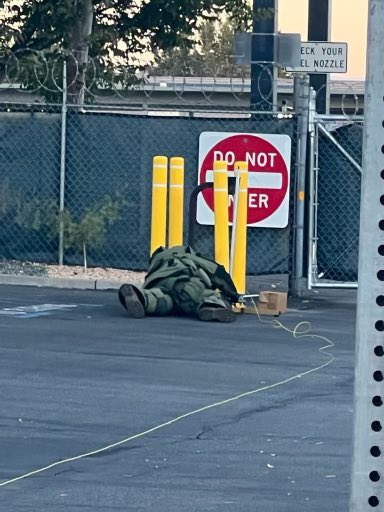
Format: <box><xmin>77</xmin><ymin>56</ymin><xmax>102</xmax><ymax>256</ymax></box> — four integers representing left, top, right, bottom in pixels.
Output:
<box><xmin>0</xmin><ymin>107</ymin><xmax>298</xmax><ymax>275</ymax></box>
<box><xmin>315</xmin><ymin>122</ymin><xmax>363</xmax><ymax>283</ymax></box>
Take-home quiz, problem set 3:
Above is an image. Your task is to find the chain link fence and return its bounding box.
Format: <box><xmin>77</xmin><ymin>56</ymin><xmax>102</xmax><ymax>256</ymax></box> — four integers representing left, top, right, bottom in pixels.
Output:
<box><xmin>0</xmin><ymin>106</ymin><xmax>62</xmax><ymax>264</ymax></box>
<box><xmin>0</xmin><ymin>101</ymin><xmax>297</xmax><ymax>275</ymax></box>
<box><xmin>1</xmin><ymin>49</ymin><xmax>366</xmax><ymax>284</ymax></box>
<box><xmin>309</xmin><ymin>117</ymin><xmax>363</xmax><ymax>286</ymax></box>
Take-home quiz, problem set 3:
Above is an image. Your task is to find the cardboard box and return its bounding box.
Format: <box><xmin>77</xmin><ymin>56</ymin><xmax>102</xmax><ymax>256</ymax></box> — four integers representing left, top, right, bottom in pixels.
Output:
<box><xmin>258</xmin><ymin>291</ymin><xmax>288</xmax><ymax>316</ymax></box>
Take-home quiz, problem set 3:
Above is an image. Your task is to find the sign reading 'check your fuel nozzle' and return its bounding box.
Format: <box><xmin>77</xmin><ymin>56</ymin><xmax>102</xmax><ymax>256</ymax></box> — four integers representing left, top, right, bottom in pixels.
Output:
<box><xmin>287</xmin><ymin>42</ymin><xmax>348</xmax><ymax>73</ymax></box>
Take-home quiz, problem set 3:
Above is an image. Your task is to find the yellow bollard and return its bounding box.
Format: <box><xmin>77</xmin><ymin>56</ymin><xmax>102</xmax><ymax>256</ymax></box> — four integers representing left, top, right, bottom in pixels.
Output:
<box><xmin>230</xmin><ymin>161</ymin><xmax>248</xmax><ymax>295</ymax></box>
<box><xmin>213</xmin><ymin>160</ymin><xmax>230</xmax><ymax>272</ymax></box>
<box><xmin>151</xmin><ymin>155</ymin><xmax>168</xmax><ymax>255</ymax></box>
<box><xmin>168</xmin><ymin>157</ymin><xmax>185</xmax><ymax>248</ymax></box>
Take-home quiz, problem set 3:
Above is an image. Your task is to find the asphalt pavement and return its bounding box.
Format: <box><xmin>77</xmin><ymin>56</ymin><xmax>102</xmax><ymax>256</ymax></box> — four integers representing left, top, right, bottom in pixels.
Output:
<box><xmin>0</xmin><ymin>285</ymin><xmax>356</xmax><ymax>512</ymax></box>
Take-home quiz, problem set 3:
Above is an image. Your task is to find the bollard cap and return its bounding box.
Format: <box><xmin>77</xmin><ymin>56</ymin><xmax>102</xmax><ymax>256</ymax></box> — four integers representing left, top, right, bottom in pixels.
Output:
<box><xmin>153</xmin><ymin>155</ymin><xmax>168</xmax><ymax>166</ymax></box>
<box><xmin>213</xmin><ymin>160</ymin><xmax>228</xmax><ymax>171</ymax></box>
<box><xmin>233</xmin><ymin>161</ymin><xmax>248</xmax><ymax>171</ymax></box>
<box><xmin>170</xmin><ymin>157</ymin><xmax>185</xmax><ymax>167</ymax></box>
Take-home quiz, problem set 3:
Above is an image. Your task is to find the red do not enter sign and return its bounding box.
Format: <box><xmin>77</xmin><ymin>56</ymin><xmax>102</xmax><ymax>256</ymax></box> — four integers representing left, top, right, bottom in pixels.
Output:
<box><xmin>197</xmin><ymin>132</ymin><xmax>292</xmax><ymax>228</ymax></box>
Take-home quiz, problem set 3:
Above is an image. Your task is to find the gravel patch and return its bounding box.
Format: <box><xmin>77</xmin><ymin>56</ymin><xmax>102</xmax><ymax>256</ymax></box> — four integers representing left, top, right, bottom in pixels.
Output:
<box><xmin>0</xmin><ymin>259</ymin><xmax>145</xmax><ymax>284</ymax></box>
<box><xmin>0</xmin><ymin>260</ymin><xmax>48</xmax><ymax>276</ymax></box>
<box><xmin>0</xmin><ymin>260</ymin><xmax>289</xmax><ymax>293</ymax></box>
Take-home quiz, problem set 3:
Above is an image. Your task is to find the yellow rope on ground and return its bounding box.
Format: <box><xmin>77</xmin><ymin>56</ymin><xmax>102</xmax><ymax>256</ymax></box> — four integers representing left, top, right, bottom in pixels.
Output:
<box><xmin>0</xmin><ymin>298</ymin><xmax>335</xmax><ymax>488</ymax></box>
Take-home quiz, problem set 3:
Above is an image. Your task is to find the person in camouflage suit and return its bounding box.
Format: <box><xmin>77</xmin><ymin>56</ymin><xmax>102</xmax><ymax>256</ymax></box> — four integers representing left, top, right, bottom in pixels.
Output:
<box><xmin>118</xmin><ymin>246</ymin><xmax>239</xmax><ymax>323</ymax></box>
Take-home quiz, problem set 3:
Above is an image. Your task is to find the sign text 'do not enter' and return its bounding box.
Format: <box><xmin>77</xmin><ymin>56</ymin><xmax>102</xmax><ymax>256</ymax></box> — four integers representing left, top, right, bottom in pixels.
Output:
<box><xmin>197</xmin><ymin>132</ymin><xmax>292</xmax><ymax>229</ymax></box>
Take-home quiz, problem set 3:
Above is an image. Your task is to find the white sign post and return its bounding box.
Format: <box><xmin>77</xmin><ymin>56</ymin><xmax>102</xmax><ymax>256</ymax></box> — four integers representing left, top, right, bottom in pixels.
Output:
<box><xmin>287</xmin><ymin>41</ymin><xmax>348</xmax><ymax>74</ymax></box>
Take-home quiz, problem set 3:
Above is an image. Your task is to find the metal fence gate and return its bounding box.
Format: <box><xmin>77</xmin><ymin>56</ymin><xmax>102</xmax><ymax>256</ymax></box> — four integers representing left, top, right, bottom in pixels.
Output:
<box><xmin>308</xmin><ymin>115</ymin><xmax>364</xmax><ymax>288</ymax></box>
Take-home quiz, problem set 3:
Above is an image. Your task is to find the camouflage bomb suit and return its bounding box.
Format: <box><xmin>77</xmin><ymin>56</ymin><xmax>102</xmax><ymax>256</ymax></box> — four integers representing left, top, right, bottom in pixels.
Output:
<box><xmin>119</xmin><ymin>246</ymin><xmax>239</xmax><ymax>317</ymax></box>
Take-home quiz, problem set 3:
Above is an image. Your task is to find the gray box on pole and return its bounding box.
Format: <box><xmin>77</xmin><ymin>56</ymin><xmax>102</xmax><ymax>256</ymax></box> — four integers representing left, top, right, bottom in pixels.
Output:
<box><xmin>232</xmin><ymin>33</ymin><xmax>252</xmax><ymax>65</ymax></box>
<box><xmin>232</xmin><ymin>32</ymin><xmax>301</xmax><ymax>67</ymax></box>
<box><xmin>277</xmin><ymin>33</ymin><xmax>301</xmax><ymax>68</ymax></box>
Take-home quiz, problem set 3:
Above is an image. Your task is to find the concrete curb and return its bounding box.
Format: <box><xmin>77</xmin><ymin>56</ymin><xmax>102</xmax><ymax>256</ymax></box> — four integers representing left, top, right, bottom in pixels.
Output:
<box><xmin>0</xmin><ymin>273</ymin><xmax>141</xmax><ymax>291</ymax></box>
<box><xmin>0</xmin><ymin>273</ymin><xmax>291</xmax><ymax>294</ymax></box>
<box><xmin>95</xmin><ymin>279</ymin><xmax>127</xmax><ymax>290</ymax></box>
<box><xmin>0</xmin><ymin>274</ymin><xmax>96</xmax><ymax>289</ymax></box>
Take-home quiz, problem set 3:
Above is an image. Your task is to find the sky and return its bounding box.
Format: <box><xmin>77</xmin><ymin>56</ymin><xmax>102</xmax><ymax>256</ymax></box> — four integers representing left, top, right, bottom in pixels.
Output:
<box><xmin>278</xmin><ymin>0</ymin><xmax>368</xmax><ymax>79</ymax></box>
<box><xmin>0</xmin><ymin>0</ymin><xmax>369</xmax><ymax>79</ymax></box>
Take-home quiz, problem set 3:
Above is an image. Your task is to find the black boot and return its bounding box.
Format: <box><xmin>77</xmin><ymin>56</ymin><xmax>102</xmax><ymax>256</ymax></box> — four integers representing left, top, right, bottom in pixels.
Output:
<box><xmin>197</xmin><ymin>304</ymin><xmax>237</xmax><ymax>323</ymax></box>
<box><xmin>118</xmin><ymin>284</ymin><xmax>145</xmax><ymax>319</ymax></box>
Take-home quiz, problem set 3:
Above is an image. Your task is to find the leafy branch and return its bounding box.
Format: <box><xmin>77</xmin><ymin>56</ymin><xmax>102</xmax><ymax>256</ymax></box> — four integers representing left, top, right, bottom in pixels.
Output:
<box><xmin>0</xmin><ymin>181</ymin><xmax>125</xmax><ymax>270</ymax></box>
<box><xmin>59</xmin><ymin>196</ymin><xmax>123</xmax><ymax>270</ymax></box>
<box><xmin>0</xmin><ymin>0</ymin><xmax>254</xmax><ymax>102</ymax></box>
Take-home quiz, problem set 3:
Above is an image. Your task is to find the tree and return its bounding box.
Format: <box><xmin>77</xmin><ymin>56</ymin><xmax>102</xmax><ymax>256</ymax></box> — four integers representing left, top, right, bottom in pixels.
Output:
<box><xmin>0</xmin><ymin>180</ymin><xmax>124</xmax><ymax>270</ymax></box>
<box><xmin>59</xmin><ymin>195</ymin><xmax>122</xmax><ymax>271</ymax></box>
<box><xmin>1</xmin><ymin>0</ymin><xmax>252</xmax><ymax>102</ymax></box>
<box><xmin>0</xmin><ymin>1</ymin><xmax>18</xmax><ymax>51</ymax></box>
<box><xmin>154</xmin><ymin>19</ymin><xmax>251</xmax><ymax>78</ymax></box>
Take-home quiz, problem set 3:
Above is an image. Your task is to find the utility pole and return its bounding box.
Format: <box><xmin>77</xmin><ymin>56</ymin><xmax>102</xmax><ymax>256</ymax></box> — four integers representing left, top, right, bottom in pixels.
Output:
<box><xmin>350</xmin><ymin>0</ymin><xmax>384</xmax><ymax>510</ymax></box>
<box><xmin>307</xmin><ymin>0</ymin><xmax>332</xmax><ymax>114</ymax></box>
<box><xmin>251</xmin><ymin>0</ymin><xmax>278</xmax><ymax>111</ymax></box>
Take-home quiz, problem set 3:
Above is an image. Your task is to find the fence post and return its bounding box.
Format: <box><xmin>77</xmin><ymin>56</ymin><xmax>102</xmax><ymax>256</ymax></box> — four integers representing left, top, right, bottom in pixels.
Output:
<box><xmin>59</xmin><ymin>60</ymin><xmax>68</xmax><ymax>266</ymax></box>
<box><xmin>306</xmin><ymin>88</ymin><xmax>318</xmax><ymax>290</ymax></box>
<box><xmin>293</xmin><ymin>75</ymin><xmax>302</xmax><ymax>113</ymax></box>
<box><xmin>291</xmin><ymin>75</ymin><xmax>310</xmax><ymax>296</ymax></box>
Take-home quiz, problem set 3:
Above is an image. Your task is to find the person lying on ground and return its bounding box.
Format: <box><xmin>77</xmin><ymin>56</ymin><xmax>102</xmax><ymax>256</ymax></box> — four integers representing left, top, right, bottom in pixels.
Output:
<box><xmin>118</xmin><ymin>245</ymin><xmax>239</xmax><ymax>323</ymax></box>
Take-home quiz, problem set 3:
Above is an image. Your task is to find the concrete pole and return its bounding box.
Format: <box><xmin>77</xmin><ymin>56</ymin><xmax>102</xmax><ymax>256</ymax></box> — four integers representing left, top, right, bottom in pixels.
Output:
<box><xmin>350</xmin><ymin>0</ymin><xmax>384</xmax><ymax>509</ymax></box>
<box><xmin>251</xmin><ymin>0</ymin><xmax>278</xmax><ymax>111</ymax></box>
<box><xmin>308</xmin><ymin>0</ymin><xmax>332</xmax><ymax>114</ymax></box>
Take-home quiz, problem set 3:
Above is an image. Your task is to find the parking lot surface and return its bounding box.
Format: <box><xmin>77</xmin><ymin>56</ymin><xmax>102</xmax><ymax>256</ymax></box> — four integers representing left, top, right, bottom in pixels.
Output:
<box><xmin>0</xmin><ymin>285</ymin><xmax>356</xmax><ymax>511</ymax></box>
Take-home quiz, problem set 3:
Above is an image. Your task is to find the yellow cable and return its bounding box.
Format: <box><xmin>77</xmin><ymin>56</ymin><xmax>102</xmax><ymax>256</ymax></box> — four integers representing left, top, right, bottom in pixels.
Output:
<box><xmin>247</xmin><ymin>296</ymin><xmax>335</xmax><ymax>360</ymax></box>
<box><xmin>0</xmin><ymin>299</ymin><xmax>335</xmax><ymax>488</ymax></box>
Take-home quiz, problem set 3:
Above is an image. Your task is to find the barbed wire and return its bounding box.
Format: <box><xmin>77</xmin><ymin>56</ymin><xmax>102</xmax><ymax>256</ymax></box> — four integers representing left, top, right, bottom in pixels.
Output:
<box><xmin>0</xmin><ymin>48</ymin><xmax>365</xmax><ymax>117</ymax></box>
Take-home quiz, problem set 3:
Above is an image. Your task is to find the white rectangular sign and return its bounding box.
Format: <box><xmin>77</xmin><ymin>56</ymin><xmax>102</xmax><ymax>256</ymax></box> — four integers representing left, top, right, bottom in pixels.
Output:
<box><xmin>287</xmin><ymin>41</ymin><xmax>348</xmax><ymax>73</ymax></box>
